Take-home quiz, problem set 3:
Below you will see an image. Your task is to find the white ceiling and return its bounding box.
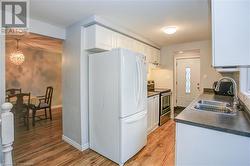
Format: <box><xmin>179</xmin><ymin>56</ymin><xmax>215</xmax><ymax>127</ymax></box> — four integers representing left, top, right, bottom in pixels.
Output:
<box><xmin>30</xmin><ymin>0</ymin><xmax>211</xmax><ymax>46</ymax></box>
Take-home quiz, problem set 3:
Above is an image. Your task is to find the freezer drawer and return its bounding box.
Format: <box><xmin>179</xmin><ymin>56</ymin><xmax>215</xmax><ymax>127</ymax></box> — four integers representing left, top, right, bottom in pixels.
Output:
<box><xmin>120</xmin><ymin>111</ymin><xmax>147</xmax><ymax>164</ymax></box>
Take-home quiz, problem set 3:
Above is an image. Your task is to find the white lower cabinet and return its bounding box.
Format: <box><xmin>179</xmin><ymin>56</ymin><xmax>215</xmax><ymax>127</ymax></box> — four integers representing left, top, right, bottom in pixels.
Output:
<box><xmin>147</xmin><ymin>95</ymin><xmax>159</xmax><ymax>134</ymax></box>
<box><xmin>176</xmin><ymin>123</ymin><xmax>250</xmax><ymax>166</ymax></box>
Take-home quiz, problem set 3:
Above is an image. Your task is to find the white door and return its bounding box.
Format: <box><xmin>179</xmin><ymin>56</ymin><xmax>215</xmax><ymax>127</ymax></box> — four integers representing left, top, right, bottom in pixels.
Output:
<box><xmin>121</xmin><ymin>111</ymin><xmax>147</xmax><ymax>164</ymax></box>
<box><xmin>176</xmin><ymin>58</ymin><xmax>200</xmax><ymax>107</ymax></box>
<box><xmin>147</xmin><ymin>96</ymin><xmax>154</xmax><ymax>132</ymax></box>
<box><xmin>120</xmin><ymin>49</ymin><xmax>147</xmax><ymax>118</ymax></box>
<box><xmin>147</xmin><ymin>95</ymin><xmax>159</xmax><ymax>133</ymax></box>
<box><xmin>212</xmin><ymin>0</ymin><xmax>250</xmax><ymax>66</ymax></box>
<box><xmin>153</xmin><ymin>95</ymin><xmax>159</xmax><ymax>127</ymax></box>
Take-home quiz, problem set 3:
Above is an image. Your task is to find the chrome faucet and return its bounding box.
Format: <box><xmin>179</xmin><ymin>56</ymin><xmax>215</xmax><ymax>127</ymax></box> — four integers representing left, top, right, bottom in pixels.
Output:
<box><xmin>215</xmin><ymin>77</ymin><xmax>239</xmax><ymax>108</ymax></box>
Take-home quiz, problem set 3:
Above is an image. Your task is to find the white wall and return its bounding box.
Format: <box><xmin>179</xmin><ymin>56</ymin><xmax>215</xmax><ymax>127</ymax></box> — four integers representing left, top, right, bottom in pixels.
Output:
<box><xmin>29</xmin><ymin>18</ymin><xmax>66</xmax><ymax>39</ymax></box>
<box><xmin>62</xmin><ymin>22</ymin><xmax>83</xmax><ymax>147</ymax></box>
<box><xmin>150</xmin><ymin>40</ymin><xmax>222</xmax><ymax>106</ymax></box>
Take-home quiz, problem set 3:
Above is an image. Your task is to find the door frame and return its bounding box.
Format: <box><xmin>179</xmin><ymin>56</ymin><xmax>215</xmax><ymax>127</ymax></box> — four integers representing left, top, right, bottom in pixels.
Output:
<box><xmin>173</xmin><ymin>50</ymin><xmax>200</xmax><ymax>107</ymax></box>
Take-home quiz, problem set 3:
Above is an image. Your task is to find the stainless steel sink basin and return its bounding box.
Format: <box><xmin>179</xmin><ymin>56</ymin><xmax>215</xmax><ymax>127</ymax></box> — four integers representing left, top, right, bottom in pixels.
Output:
<box><xmin>194</xmin><ymin>100</ymin><xmax>236</xmax><ymax>115</ymax></box>
<box><xmin>197</xmin><ymin>100</ymin><xmax>230</xmax><ymax>107</ymax></box>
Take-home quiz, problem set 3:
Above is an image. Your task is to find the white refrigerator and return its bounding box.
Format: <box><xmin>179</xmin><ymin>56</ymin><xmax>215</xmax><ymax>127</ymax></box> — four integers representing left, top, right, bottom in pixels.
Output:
<box><xmin>89</xmin><ymin>48</ymin><xmax>147</xmax><ymax>165</ymax></box>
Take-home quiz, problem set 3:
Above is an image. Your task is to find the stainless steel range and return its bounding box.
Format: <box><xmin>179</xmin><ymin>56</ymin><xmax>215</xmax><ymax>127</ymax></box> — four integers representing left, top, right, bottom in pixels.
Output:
<box><xmin>148</xmin><ymin>81</ymin><xmax>172</xmax><ymax>126</ymax></box>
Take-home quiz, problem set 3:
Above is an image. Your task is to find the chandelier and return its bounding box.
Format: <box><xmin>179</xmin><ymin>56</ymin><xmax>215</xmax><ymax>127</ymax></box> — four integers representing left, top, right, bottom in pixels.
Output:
<box><xmin>10</xmin><ymin>39</ymin><xmax>25</xmax><ymax>65</ymax></box>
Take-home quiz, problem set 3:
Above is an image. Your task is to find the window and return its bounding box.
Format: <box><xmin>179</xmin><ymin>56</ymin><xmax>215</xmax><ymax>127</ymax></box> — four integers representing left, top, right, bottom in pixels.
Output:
<box><xmin>185</xmin><ymin>67</ymin><xmax>191</xmax><ymax>93</ymax></box>
<box><xmin>240</xmin><ymin>68</ymin><xmax>250</xmax><ymax>95</ymax></box>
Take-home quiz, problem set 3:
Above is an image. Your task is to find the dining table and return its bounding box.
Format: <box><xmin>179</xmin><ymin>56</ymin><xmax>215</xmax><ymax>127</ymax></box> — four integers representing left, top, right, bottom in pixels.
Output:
<box><xmin>8</xmin><ymin>95</ymin><xmax>40</xmax><ymax>106</ymax></box>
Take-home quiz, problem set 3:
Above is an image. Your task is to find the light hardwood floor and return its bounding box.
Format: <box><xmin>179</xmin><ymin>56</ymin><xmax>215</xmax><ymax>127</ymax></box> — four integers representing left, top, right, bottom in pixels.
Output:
<box><xmin>14</xmin><ymin>108</ymin><xmax>175</xmax><ymax>166</ymax></box>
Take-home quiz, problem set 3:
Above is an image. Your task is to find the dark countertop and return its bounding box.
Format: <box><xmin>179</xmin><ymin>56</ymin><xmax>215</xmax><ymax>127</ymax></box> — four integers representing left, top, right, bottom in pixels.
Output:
<box><xmin>175</xmin><ymin>93</ymin><xmax>250</xmax><ymax>137</ymax></box>
<box><xmin>147</xmin><ymin>88</ymin><xmax>171</xmax><ymax>98</ymax></box>
<box><xmin>151</xmin><ymin>88</ymin><xmax>171</xmax><ymax>93</ymax></box>
<box><xmin>147</xmin><ymin>92</ymin><xmax>160</xmax><ymax>97</ymax></box>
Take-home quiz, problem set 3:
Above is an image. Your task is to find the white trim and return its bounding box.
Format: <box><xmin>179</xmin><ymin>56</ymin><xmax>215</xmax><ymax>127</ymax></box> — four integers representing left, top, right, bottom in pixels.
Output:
<box><xmin>147</xmin><ymin>125</ymin><xmax>159</xmax><ymax>135</ymax></box>
<box><xmin>51</xmin><ymin>105</ymin><xmax>62</xmax><ymax>109</ymax></box>
<box><xmin>174</xmin><ymin>52</ymin><xmax>201</xmax><ymax>107</ymax></box>
<box><xmin>0</xmin><ymin>34</ymin><xmax>5</xmax><ymax>105</ymax></box>
<box><xmin>30</xmin><ymin>18</ymin><xmax>66</xmax><ymax>40</ymax></box>
<box><xmin>240</xmin><ymin>68</ymin><xmax>250</xmax><ymax>95</ymax></box>
<box><xmin>211</xmin><ymin>0</ymin><xmax>216</xmax><ymax>67</ymax></box>
<box><xmin>241</xmin><ymin>92</ymin><xmax>250</xmax><ymax>98</ymax></box>
<box><xmin>239</xmin><ymin>68</ymin><xmax>250</xmax><ymax>110</ymax></box>
<box><xmin>62</xmin><ymin>135</ymin><xmax>89</xmax><ymax>151</ymax></box>
<box><xmin>80</xmin><ymin>27</ymin><xmax>85</xmax><ymax>149</ymax></box>
<box><xmin>247</xmin><ymin>68</ymin><xmax>250</xmax><ymax>93</ymax></box>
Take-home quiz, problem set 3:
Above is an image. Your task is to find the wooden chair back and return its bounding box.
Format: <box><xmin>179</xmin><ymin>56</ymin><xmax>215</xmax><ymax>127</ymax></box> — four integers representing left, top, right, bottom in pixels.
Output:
<box><xmin>44</xmin><ymin>87</ymin><xmax>53</xmax><ymax>107</ymax></box>
<box><xmin>6</xmin><ymin>88</ymin><xmax>22</xmax><ymax>102</ymax></box>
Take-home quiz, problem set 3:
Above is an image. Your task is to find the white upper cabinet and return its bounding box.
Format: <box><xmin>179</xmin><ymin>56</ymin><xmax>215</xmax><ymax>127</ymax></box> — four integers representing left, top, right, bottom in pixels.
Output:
<box><xmin>146</xmin><ymin>47</ymin><xmax>160</xmax><ymax>65</ymax></box>
<box><xmin>84</xmin><ymin>24</ymin><xmax>161</xmax><ymax>66</ymax></box>
<box><xmin>212</xmin><ymin>0</ymin><xmax>250</xmax><ymax>67</ymax></box>
<box><xmin>116</xmin><ymin>33</ymin><xmax>134</xmax><ymax>50</ymax></box>
<box><xmin>84</xmin><ymin>24</ymin><xmax>115</xmax><ymax>52</ymax></box>
<box><xmin>133</xmin><ymin>40</ymin><xmax>145</xmax><ymax>55</ymax></box>
<box><xmin>144</xmin><ymin>46</ymin><xmax>151</xmax><ymax>63</ymax></box>
<box><xmin>156</xmin><ymin>49</ymin><xmax>160</xmax><ymax>65</ymax></box>
<box><xmin>152</xmin><ymin>48</ymin><xmax>159</xmax><ymax>65</ymax></box>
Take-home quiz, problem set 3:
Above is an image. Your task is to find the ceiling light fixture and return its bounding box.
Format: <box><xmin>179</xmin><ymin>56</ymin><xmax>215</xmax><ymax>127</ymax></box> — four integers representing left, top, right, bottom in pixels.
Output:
<box><xmin>10</xmin><ymin>39</ymin><xmax>25</xmax><ymax>65</ymax></box>
<box><xmin>163</xmin><ymin>26</ymin><xmax>177</xmax><ymax>35</ymax></box>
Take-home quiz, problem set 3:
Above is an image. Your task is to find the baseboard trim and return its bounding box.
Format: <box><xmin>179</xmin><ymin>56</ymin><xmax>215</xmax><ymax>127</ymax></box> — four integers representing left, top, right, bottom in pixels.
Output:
<box><xmin>62</xmin><ymin>135</ymin><xmax>89</xmax><ymax>151</ymax></box>
<box><xmin>52</xmin><ymin>105</ymin><xmax>62</xmax><ymax>109</ymax></box>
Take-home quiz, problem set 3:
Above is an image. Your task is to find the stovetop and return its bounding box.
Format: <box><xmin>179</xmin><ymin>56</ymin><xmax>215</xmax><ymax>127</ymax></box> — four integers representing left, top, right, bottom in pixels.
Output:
<box><xmin>148</xmin><ymin>88</ymin><xmax>171</xmax><ymax>93</ymax></box>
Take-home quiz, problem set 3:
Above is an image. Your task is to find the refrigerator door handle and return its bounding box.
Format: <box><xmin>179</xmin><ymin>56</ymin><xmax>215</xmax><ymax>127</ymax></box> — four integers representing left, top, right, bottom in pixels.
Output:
<box><xmin>124</xmin><ymin>111</ymin><xmax>147</xmax><ymax>124</ymax></box>
<box><xmin>141</xmin><ymin>59</ymin><xmax>146</xmax><ymax>108</ymax></box>
<box><xmin>136</xmin><ymin>57</ymin><xmax>140</xmax><ymax>105</ymax></box>
<box><xmin>138</xmin><ymin>56</ymin><xmax>145</xmax><ymax>109</ymax></box>
<box><xmin>138</xmin><ymin>56</ymin><xmax>142</xmax><ymax>108</ymax></box>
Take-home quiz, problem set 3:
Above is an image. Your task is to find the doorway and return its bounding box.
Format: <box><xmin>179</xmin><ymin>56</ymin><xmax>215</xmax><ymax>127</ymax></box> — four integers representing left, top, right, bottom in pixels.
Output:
<box><xmin>5</xmin><ymin>33</ymin><xmax>63</xmax><ymax>164</ymax></box>
<box><xmin>175</xmin><ymin>57</ymin><xmax>201</xmax><ymax>107</ymax></box>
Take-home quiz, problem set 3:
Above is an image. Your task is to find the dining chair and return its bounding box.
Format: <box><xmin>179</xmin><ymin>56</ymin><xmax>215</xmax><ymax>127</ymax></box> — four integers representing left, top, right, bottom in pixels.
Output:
<box><xmin>6</xmin><ymin>88</ymin><xmax>22</xmax><ymax>102</ymax></box>
<box><xmin>30</xmin><ymin>87</ymin><xmax>53</xmax><ymax>126</ymax></box>
<box><xmin>9</xmin><ymin>93</ymin><xmax>31</xmax><ymax>130</ymax></box>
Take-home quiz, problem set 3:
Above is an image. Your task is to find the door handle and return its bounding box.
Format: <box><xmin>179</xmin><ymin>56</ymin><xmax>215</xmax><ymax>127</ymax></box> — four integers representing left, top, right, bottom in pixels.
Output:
<box><xmin>136</xmin><ymin>58</ymin><xmax>140</xmax><ymax>104</ymax></box>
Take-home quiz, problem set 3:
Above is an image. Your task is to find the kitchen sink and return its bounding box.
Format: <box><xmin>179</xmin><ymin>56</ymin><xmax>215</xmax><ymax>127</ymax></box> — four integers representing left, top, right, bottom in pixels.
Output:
<box><xmin>194</xmin><ymin>100</ymin><xmax>236</xmax><ymax>115</ymax></box>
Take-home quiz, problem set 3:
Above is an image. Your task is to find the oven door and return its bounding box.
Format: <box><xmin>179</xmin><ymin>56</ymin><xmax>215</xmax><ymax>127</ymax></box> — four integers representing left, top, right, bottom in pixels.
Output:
<box><xmin>161</xmin><ymin>92</ymin><xmax>171</xmax><ymax>115</ymax></box>
<box><xmin>159</xmin><ymin>92</ymin><xmax>171</xmax><ymax>126</ymax></box>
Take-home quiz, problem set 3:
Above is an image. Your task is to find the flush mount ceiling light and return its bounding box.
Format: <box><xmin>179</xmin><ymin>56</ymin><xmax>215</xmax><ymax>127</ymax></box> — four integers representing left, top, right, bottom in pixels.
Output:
<box><xmin>163</xmin><ymin>26</ymin><xmax>177</xmax><ymax>34</ymax></box>
<box><xmin>10</xmin><ymin>39</ymin><xmax>25</xmax><ymax>65</ymax></box>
